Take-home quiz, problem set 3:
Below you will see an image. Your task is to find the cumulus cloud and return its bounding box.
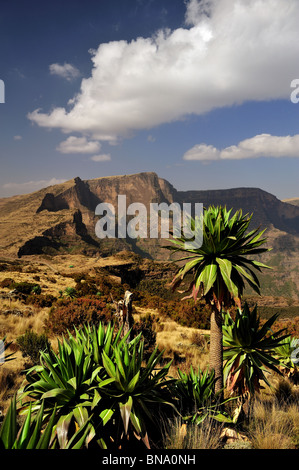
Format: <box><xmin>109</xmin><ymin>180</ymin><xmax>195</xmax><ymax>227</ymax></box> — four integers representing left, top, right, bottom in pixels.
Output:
<box><xmin>13</xmin><ymin>135</ymin><xmax>22</xmax><ymax>140</ymax></box>
<box><xmin>49</xmin><ymin>62</ymin><xmax>80</xmax><ymax>81</ymax></box>
<box><xmin>56</xmin><ymin>136</ymin><xmax>101</xmax><ymax>154</ymax></box>
<box><xmin>184</xmin><ymin>143</ymin><xmax>221</xmax><ymax>161</ymax></box>
<box><xmin>1</xmin><ymin>178</ymin><xmax>67</xmax><ymax>197</ymax></box>
<box><xmin>185</xmin><ymin>0</ymin><xmax>214</xmax><ymax>26</ymax></box>
<box><xmin>90</xmin><ymin>154</ymin><xmax>111</xmax><ymax>162</ymax></box>
<box><xmin>28</xmin><ymin>0</ymin><xmax>299</xmax><ymax>142</ymax></box>
<box><xmin>183</xmin><ymin>134</ymin><xmax>299</xmax><ymax>161</ymax></box>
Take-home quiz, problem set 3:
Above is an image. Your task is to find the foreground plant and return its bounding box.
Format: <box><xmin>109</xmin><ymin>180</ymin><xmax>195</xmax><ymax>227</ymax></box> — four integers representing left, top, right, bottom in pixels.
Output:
<box><xmin>18</xmin><ymin>322</ymin><xmax>174</xmax><ymax>449</ymax></box>
<box><xmin>0</xmin><ymin>395</ymin><xmax>56</xmax><ymax>449</ymax></box>
<box><xmin>0</xmin><ymin>395</ymin><xmax>92</xmax><ymax>449</ymax></box>
<box><xmin>223</xmin><ymin>303</ymin><xmax>289</xmax><ymax>398</ymax></box>
<box><xmin>18</xmin><ymin>324</ymin><xmax>118</xmax><ymax>447</ymax></box>
<box><xmin>171</xmin><ymin>365</ymin><xmax>235</xmax><ymax>425</ymax></box>
<box><xmin>166</xmin><ymin>206</ymin><xmax>270</xmax><ymax>393</ymax></box>
<box><xmin>96</xmin><ymin>336</ymin><xmax>174</xmax><ymax>449</ymax></box>
<box><xmin>274</xmin><ymin>335</ymin><xmax>299</xmax><ymax>383</ymax></box>
<box><xmin>16</xmin><ymin>330</ymin><xmax>51</xmax><ymax>365</ymax></box>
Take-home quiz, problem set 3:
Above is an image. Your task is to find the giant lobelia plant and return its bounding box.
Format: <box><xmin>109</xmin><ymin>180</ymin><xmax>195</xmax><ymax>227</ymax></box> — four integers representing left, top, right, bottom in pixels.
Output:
<box><xmin>273</xmin><ymin>335</ymin><xmax>299</xmax><ymax>383</ymax></box>
<box><xmin>222</xmin><ymin>303</ymin><xmax>289</xmax><ymax>398</ymax></box>
<box><xmin>18</xmin><ymin>323</ymin><xmax>121</xmax><ymax>447</ymax></box>
<box><xmin>170</xmin><ymin>365</ymin><xmax>236</xmax><ymax>425</ymax></box>
<box><xmin>96</xmin><ymin>334</ymin><xmax>174</xmax><ymax>449</ymax></box>
<box><xmin>18</xmin><ymin>322</ymin><xmax>174</xmax><ymax>449</ymax></box>
<box><xmin>0</xmin><ymin>395</ymin><xmax>93</xmax><ymax>449</ymax></box>
<box><xmin>166</xmin><ymin>206</ymin><xmax>271</xmax><ymax>394</ymax></box>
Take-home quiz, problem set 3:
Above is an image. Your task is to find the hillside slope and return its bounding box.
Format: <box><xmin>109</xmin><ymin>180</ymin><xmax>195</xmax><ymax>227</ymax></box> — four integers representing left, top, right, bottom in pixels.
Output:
<box><xmin>0</xmin><ymin>172</ymin><xmax>298</xmax><ymax>300</ymax></box>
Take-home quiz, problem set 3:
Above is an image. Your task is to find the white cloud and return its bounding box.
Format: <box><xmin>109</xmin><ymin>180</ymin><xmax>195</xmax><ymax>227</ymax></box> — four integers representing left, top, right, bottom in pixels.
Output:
<box><xmin>28</xmin><ymin>0</ymin><xmax>299</xmax><ymax>142</ymax></box>
<box><xmin>183</xmin><ymin>134</ymin><xmax>299</xmax><ymax>161</ymax></box>
<box><xmin>90</xmin><ymin>154</ymin><xmax>111</xmax><ymax>162</ymax></box>
<box><xmin>1</xmin><ymin>178</ymin><xmax>67</xmax><ymax>197</ymax></box>
<box><xmin>49</xmin><ymin>62</ymin><xmax>80</xmax><ymax>81</ymax></box>
<box><xmin>56</xmin><ymin>136</ymin><xmax>101</xmax><ymax>154</ymax></box>
<box><xmin>185</xmin><ymin>0</ymin><xmax>214</xmax><ymax>26</ymax></box>
<box><xmin>13</xmin><ymin>135</ymin><xmax>22</xmax><ymax>140</ymax></box>
<box><xmin>184</xmin><ymin>143</ymin><xmax>220</xmax><ymax>161</ymax></box>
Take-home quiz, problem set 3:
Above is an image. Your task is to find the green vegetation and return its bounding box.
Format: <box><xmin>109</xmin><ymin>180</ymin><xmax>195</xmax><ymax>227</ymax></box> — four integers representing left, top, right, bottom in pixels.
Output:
<box><xmin>170</xmin><ymin>365</ymin><xmax>234</xmax><ymax>425</ymax></box>
<box><xmin>223</xmin><ymin>303</ymin><xmax>289</xmax><ymax>397</ymax></box>
<box><xmin>0</xmin><ymin>205</ymin><xmax>298</xmax><ymax>449</ymax></box>
<box><xmin>63</xmin><ymin>286</ymin><xmax>77</xmax><ymax>299</ymax></box>
<box><xmin>0</xmin><ymin>395</ymin><xmax>92</xmax><ymax>449</ymax></box>
<box><xmin>46</xmin><ymin>297</ymin><xmax>114</xmax><ymax>334</ymax></box>
<box><xmin>167</xmin><ymin>206</ymin><xmax>270</xmax><ymax>393</ymax></box>
<box><xmin>16</xmin><ymin>330</ymin><xmax>51</xmax><ymax>365</ymax></box>
<box><xmin>18</xmin><ymin>322</ymin><xmax>174</xmax><ymax>449</ymax></box>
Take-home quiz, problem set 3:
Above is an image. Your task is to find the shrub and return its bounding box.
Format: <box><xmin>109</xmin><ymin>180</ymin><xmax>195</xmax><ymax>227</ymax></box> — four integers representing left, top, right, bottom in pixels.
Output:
<box><xmin>190</xmin><ymin>331</ymin><xmax>209</xmax><ymax>349</ymax></box>
<box><xmin>45</xmin><ymin>297</ymin><xmax>114</xmax><ymax>335</ymax></box>
<box><xmin>25</xmin><ymin>293</ymin><xmax>56</xmax><ymax>308</ymax></box>
<box><xmin>31</xmin><ymin>285</ymin><xmax>41</xmax><ymax>295</ymax></box>
<box><xmin>63</xmin><ymin>287</ymin><xmax>77</xmax><ymax>299</ymax></box>
<box><xmin>75</xmin><ymin>280</ymin><xmax>98</xmax><ymax>297</ymax></box>
<box><xmin>93</xmin><ymin>274</ymin><xmax>126</xmax><ymax>302</ymax></box>
<box><xmin>0</xmin><ymin>278</ymin><xmax>14</xmax><ymax>289</ymax></box>
<box><xmin>16</xmin><ymin>330</ymin><xmax>51</xmax><ymax>364</ymax></box>
<box><xmin>12</xmin><ymin>282</ymin><xmax>40</xmax><ymax>296</ymax></box>
<box><xmin>159</xmin><ymin>299</ymin><xmax>211</xmax><ymax>329</ymax></box>
<box><xmin>274</xmin><ymin>378</ymin><xmax>295</xmax><ymax>404</ymax></box>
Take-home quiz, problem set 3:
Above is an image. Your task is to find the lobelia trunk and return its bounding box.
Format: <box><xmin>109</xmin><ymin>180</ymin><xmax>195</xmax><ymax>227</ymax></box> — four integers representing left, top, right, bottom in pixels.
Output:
<box><xmin>115</xmin><ymin>291</ymin><xmax>133</xmax><ymax>342</ymax></box>
<box><xmin>123</xmin><ymin>291</ymin><xmax>133</xmax><ymax>342</ymax></box>
<box><xmin>209</xmin><ymin>306</ymin><xmax>224</xmax><ymax>397</ymax></box>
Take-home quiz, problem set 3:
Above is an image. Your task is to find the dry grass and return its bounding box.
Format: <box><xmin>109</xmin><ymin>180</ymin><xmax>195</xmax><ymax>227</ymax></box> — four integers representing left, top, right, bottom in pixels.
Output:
<box><xmin>0</xmin><ymin>297</ymin><xmax>59</xmax><ymax>415</ymax></box>
<box><xmin>0</xmin><ymin>253</ymin><xmax>133</xmax><ymax>297</ymax></box>
<box><xmin>163</xmin><ymin>416</ymin><xmax>224</xmax><ymax>449</ymax></box>
<box><xmin>248</xmin><ymin>398</ymin><xmax>299</xmax><ymax>449</ymax></box>
<box><xmin>0</xmin><ymin>349</ymin><xmax>29</xmax><ymax>415</ymax></box>
<box><xmin>155</xmin><ymin>319</ymin><xmax>210</xmax><ymax>375</ymax></box>
<box><xmin>0</xmin><ymin>268</ymin><xmax>76</xmax><ymax>297</ymax></box>
<box><xmin>0</xmin><ymin>303</ymin><xmax>49</xmax><ymax>341</ymax></box>
<box><xmin>1</xmin><ymin>263</ymin><xmax>298</xmax><ymax>450</ymax></box>
<box><xmin>134</xmin><ymin>306</ymin><xmax>210</xmax><ymax>376</ymax></box>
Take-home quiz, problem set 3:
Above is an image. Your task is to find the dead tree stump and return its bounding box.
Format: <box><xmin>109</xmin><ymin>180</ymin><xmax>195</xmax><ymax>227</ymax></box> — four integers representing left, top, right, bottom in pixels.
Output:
<box><xmin>115</xmin><ymin>290</ymin><xmax>133</xmax><ymax>342</ymax></box>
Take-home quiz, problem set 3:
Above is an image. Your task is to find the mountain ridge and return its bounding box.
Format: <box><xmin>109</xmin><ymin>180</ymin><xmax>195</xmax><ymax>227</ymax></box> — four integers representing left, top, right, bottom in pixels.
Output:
<box><xmin>1</xmin><ymin>171</ymin><xmax>299</xmax><ymax>258</ymax></box>
<box><xmin>0</xmin><ymin>171</ymin><xmax>298</xmax><ymax>299</ymax></box>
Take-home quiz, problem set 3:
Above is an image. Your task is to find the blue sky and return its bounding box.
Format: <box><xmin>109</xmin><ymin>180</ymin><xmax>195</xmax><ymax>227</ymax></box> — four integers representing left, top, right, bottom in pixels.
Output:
<box><xmin>0</xmin><ymin>0</ymin><xmax>299</xmax><ymax>200</ymax></box>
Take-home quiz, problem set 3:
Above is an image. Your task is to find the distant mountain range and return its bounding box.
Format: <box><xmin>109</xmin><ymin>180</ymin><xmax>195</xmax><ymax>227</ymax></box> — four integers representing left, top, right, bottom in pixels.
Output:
<box><xmin>0</xmin><ymin>172</ymin><xmax>298</xmax><ymax>300</ymax></box>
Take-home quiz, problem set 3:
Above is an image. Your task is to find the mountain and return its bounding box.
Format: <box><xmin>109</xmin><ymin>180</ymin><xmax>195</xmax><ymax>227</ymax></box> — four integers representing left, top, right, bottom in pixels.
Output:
<box><xmin>0</xmin><ymin>172</ymin><xmax>298</xmax><ymax>300</ymax></box>
<box><xmin>0</xmin><ymin>173</ymin><xmax>176</xmax><ymax>259</ymax></box>
<box><xmin>283</xmin><ymin>198</ymin><xmax>299</xmax><ymax>207</ymax></box>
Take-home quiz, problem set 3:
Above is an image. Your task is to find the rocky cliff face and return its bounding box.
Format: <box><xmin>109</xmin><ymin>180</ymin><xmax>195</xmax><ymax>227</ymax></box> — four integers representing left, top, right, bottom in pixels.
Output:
<box><xmin>0</xmin><ymin>172</ymin><xmax>298</xmax><ymax>261</ymax></box>
<box><xmin>87</xmin><ymin>172</ymin><xmax>175</xmax><ymax>207</ymax></box>
<box><xmin>1</xmin><ymin>171</ymin><xmax>298</xmax><ymax>299</ymax></box>
<box><xmin>178</xmin><ymin>187</ymin><xmax>299</xmax><ymax>234</ymax></box>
